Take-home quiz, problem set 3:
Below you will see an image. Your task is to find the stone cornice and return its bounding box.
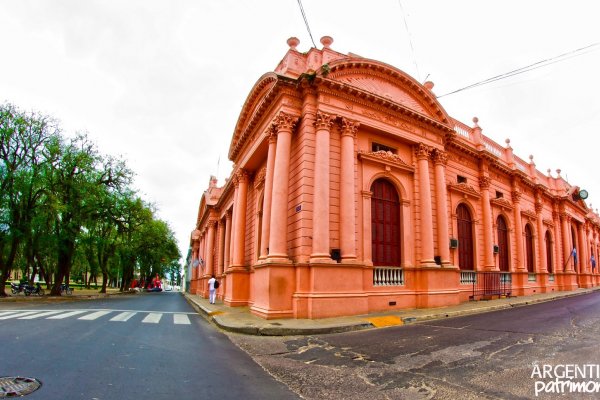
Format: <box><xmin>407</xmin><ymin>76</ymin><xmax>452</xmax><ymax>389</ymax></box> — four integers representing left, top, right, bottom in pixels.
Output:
<box><xmin>358</xmin><ymin>150</ymin><xmax>414</xmax><ymax>173</ymax></box>
<box><xmin>490</xmin><ymin>197</ymin><xmax>514</xmax><ymax>211</ymax></box>
<box><xmin>447</xmin><ymin>182</ymin><xmax>481</xmax><ymax>199</ymax></box>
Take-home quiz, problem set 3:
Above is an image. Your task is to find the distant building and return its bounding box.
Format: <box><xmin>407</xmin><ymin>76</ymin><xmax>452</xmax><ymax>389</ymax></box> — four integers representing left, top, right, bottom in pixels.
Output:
<box><xmin>190</xmin><ymin>36</ymin><xmax>600</xmax><ymax>319</ymax></box>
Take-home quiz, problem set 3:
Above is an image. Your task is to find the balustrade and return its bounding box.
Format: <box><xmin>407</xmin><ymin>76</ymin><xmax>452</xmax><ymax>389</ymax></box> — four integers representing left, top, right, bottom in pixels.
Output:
<box><xmin>373</xmin><ymin>268</ymin><xmax>404</xmax><ymax>286</ymax></box>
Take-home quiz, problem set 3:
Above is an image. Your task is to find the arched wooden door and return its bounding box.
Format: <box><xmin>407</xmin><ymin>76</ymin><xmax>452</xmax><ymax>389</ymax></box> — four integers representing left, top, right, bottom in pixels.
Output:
<box><xmin>371</xmin><ymin>179</ymin><xmax>401</xmax><ymax>266</ymax></box>
<box><xmin>497</xmin><ymin>216</ymin><xmax>509</xmax><ymax>272</ymax></box>
<box><xmin>457</xmin><ymin>204</ymin><xmax>474</xmax><ymax>270</ymax></box>
<box><xmin>525</xmin><ymin>224</ymin><xmax>535</xmax><ymax>273</ymax></box>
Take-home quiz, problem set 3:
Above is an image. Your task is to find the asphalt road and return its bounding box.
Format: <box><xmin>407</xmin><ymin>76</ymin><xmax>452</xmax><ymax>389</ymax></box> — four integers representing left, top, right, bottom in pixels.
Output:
<box><xmin>228</xmin><ymin>292</ymin><xmax>600</xmax><ymax>400</ymax></box>
<box><xmin>0</xmin><ymin>292</ymin><xmax>299</xmax><ymax>400</ymax></box>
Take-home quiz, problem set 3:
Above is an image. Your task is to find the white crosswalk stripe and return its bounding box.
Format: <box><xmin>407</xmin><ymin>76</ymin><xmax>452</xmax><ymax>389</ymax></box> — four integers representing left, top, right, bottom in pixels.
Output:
<box><xmin>18</xmin><ymin>310</ymin><xmax>63</xmax><ymax>319</ymax></box>
<box><xmin>0</xmin><ymin>311</ymin><xmax>40</xmax><ymax>320</ymax></box>
<box><xmin>78</xmin><ymin>310</ymin><xmax>112</xmax><ymax>320</ymax></box>
<box><xmin>110</xmin><ymin>311</ymin><xmax>136</xmax><ymax>322</ymax></box>
<box><xmin>0</xmin><ymin>309</ymin><xmax>194</xmax><ymax>325</ymax></box>
<box><xmin>173</xmin><ymin>314</ymin><xmax>191</xmax><ymax>325</ymax></box>
<box><xmin>142</xmin><ymin>313</ymin><xmax>162</xmax><ymax>324</ymax></box>
<box><xmin>47</xmin><ymin>310</ymin><xmax>88</xmax><ymax>319</ymax></box>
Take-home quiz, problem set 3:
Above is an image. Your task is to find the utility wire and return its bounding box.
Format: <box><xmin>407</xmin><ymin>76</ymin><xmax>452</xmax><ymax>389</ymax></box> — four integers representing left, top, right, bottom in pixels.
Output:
<box><xmin>398</xmin><ymin>0</ymin><xmax>420</xmax><ymax>81</ymax></box>
<box><xmin>296</xmin><ymin>0</ymin><xmax>317</xmax><ymax>48</ymax></box>
<box><xmin>437</xmin><ymin>42</ymin><xmax>600</xmax><ymax>98</ymax></box>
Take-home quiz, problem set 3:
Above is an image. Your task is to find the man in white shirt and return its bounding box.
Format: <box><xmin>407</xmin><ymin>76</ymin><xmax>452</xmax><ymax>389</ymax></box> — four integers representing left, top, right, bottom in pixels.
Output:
<box><xmin>208</xmin><ymin>275</ymin><xmax>217</xmax><ymax>304</ymax></box>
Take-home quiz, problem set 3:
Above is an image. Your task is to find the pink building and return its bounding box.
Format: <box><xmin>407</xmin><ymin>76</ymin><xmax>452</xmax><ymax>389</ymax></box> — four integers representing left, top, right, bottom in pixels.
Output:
<box><xmin>190</xmin><ymin>36</ymin><xmax>600</xmax><ymax>319</ymax></box>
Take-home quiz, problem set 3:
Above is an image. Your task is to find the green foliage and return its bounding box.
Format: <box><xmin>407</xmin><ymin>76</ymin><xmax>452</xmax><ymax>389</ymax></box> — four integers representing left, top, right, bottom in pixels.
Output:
<box><xmin>0</xmin><ymin>103</ymin><xmax>180</xmax><ymax>296</ymax></box>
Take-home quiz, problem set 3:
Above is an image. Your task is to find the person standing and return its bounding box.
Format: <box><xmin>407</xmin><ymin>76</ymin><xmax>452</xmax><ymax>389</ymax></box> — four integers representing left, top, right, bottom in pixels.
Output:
<box><xmin>208</xmin><ymin>275</ymin><xmax>217</xmax><ymax>304</ymax></box>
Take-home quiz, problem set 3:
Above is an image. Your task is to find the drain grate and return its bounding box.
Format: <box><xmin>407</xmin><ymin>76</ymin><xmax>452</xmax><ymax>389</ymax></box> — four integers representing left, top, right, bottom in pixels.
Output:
<box><xmin>0</xmin><ymin>376</ymin><xmax>42</xmax><ymax>397</ymax></box>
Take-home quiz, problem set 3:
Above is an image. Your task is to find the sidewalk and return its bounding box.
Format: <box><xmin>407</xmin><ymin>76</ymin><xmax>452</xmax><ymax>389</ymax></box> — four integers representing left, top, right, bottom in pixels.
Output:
<box><xmin>184</xmin><ymin>287</ymin><xmax>600</xmax><ymax>336</ymax></box>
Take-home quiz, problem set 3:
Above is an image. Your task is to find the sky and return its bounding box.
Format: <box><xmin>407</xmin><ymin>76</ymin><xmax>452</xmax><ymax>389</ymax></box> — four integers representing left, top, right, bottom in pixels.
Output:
<box><xmin>1</xmin><ymin>0</ymin><xmax>599</xmax><ymax>264</ymax></box>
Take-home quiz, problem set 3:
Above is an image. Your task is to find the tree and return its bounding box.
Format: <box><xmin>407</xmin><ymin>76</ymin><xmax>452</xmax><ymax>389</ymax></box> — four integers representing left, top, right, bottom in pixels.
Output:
<box><xmin>0</xmin><ymin>104</ymin><xmax>58</xmax><ymax>296</ymax></box>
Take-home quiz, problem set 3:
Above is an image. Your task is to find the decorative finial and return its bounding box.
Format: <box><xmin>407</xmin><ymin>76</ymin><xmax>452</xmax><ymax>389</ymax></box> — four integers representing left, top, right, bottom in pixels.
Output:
<box><xmin>556</xmin><ymin>169</ymin><xmax>561</xmax><ymax>177</ymax></box>
<box><xmin>505</xmin><ymin>138</ymin><xmax>512</xmax><ymax>148</ymax></box>
<box><xmin>529</xmin><ymin>155</ymin><xmax>534</xmax><ymax>162</ymax></box>
<box><xmin>320</xmin><ymin>36</ymin><xmax>333</xmax><ymax>49</ymax></box>
<box><xmin>472</xmin><ymin>117</ymin><xmax>479</xmax><ymax>128</ymax></box>
<box><xmin>287</xmin><ymin>37</ymin><xmax>300</xmax><ymax>50</ymax></box>
<box><xmin>424</xmin><ymin>81</ymin><xmax>434</xmax><ymax>90</ymax></box>
<box><xmin>547</xmin><ymin>168</ymin><xmax>552</xmax><ymax>176</ymax></box>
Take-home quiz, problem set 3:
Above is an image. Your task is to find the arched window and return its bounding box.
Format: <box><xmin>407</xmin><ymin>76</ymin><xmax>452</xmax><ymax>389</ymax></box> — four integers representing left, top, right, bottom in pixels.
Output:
<box><xmin>545</xmin><ymin>230</ymin><xmax>553</xmax><ymax>274</ymax></box>
<box><xmin>497</xmin><ymin>216</ymin><xmax>510</xmax><ymax>272</ymax></box>
<box><xmin>525</xmin><ymin>224</ymin><xmax>535</xmax><ymax>273</ymax></box>
<box><xmin>457</xmin><ymin>204</ymin><xmax>474</xmax><ymax>271</ymax></box>
<box><xmin>371</xmin><ymin>179</ymin><xmax>401</xmax><ymax>266</ymax></box>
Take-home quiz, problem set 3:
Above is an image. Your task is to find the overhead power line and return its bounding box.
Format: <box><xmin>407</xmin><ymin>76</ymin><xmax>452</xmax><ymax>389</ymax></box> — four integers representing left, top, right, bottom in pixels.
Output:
<box><xmin>296</xmin><ymin>0</ymin><xmax>317</xmax><ymax>48</ymax></box>
<box><xmin>437</xmin><ymin>42</ymin><xmax>600</xmax><ymax>98</ymax></box>
<box><xmin>398</xmin><ymin>0</ymin><xmax>420</xmax><ymax>81</ymax></box>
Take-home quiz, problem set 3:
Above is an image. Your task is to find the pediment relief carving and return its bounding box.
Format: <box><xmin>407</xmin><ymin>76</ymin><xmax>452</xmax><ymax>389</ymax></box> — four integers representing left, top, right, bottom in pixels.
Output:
<box><xmin>447</xmin><ymin>182</ymin><xmax>481</xmax><ymax>199</ymax></box>
<box><xmin>358</xmin><ymin>150</ymin><xmax>414</xmax><ymax>172</ymax></box>
<box><xmin>490</xmin><ymin>197</ymin><xmax>514</xmax><ymax>210</ymax></box>
<box><xmin>522</xmin><ymin>209</ymin><xmax>537</xmax><ymax>220</ymax></box>
<box><xmin>335</xmin><ymin>75</ymin><xmax>428</xmax><ymax>114</ymax></box>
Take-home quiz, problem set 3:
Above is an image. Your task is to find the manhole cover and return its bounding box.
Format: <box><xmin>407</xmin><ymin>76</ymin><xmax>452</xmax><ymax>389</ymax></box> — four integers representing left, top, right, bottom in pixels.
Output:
<box><xmin>0</xmin><ymin>376</ymin><xmax>42</xmax><ymax>397</ymax></box>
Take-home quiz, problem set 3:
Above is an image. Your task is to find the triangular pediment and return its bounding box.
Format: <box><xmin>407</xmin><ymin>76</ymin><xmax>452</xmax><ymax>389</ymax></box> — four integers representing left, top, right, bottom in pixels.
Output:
<box><xmin>326</xmin><ymin>59</ymin><xmax>450</xmax><ymax>125</ymax></box>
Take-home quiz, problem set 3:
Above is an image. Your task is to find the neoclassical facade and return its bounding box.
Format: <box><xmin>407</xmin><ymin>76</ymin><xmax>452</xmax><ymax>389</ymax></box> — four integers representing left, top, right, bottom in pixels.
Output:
<box><xmin>190</xmin><ymin>36</ymin><xmax>600</xmax><ymax>319</ymax></box>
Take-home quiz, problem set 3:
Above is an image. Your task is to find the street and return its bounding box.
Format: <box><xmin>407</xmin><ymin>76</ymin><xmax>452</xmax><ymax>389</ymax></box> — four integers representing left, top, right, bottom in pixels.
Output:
<box><xmin>228</xmin><ymin>292</ymin><xmax>600</xmax><ymax>400</ymax></box>
<box><xmin>0</xmin><ymin>292</ymin><xmax>298</xmax><ymax>400</ymax></box>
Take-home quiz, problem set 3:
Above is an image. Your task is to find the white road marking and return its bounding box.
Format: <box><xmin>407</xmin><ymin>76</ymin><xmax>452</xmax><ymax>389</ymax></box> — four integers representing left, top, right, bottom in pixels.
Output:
<box><xmin>173</xmin><ymin>314</ymin><xmax>191</xmax><ymax>325</ymax></box>
<box><xmin>110</xmin><ymin>312</ymin><xmax>136</xmax><ymax>322</ymax></box>
<box><xmin>18</xmin><ymin>310</ymin><xmax>63</xmax><ymax>319</ymax></box>
<box><xmin>142</xmin><ymin>313</ymin><xmax>162</xmax><ymax>323</ymax></box>
<box><xmin>78</xmin><ymin>311</ymin><xmax>112</xmax><ymax>320</ymax></box>
<box><xmin>0</xmin><ymin>311</ymin><xmax>40</xmax><ymax>320</ymax></box>
<box><xmin>47</xmin><ymin>310</ymin><xmax>88</xmax><ymax>319</ymax></box>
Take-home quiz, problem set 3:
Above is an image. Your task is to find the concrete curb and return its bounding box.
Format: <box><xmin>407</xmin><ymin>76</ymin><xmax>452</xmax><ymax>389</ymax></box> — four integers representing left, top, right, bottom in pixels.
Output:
<box><xmin>184</xmin><ymin>288</ymin><xmax>600</xmax><ymax>336</ymax></box>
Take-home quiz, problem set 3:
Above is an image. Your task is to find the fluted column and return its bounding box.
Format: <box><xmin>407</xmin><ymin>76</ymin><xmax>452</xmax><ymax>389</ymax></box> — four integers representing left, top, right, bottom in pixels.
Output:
<box><xmin>432</xmin><ymin>149</ymin><xmax>450</xmax><ymax>266</ymax></box>
<box><xmin>224</xmin><ymin>211</ymin><xmax>232</xmax><ymax>271</ymax></box>
<box><xmin>267</xmin><ymin>112</ymin><xmax>298</xmax><ymax>260</ymax></box>
<box><xmin>480</xmin><ymin>176</ymin><xmax>495</xmax><ymax>269</ymax></box>
<box><xmin>205</xmin><ymin>221</ymin><xmax>216</xmax><ymax>276</ymax></box>
<box><xmin>579</xmin><ymin>223</ymin><xmax>588</xmax><ymax>273</ymax></box>
<box><xmin>231</xmin><ymin>170</ymin><xmax>249</xmax><ymax>267</ymax></box>
<box><xmin>535</xmin><ymin>201</ymin><xmax>547</xmax><ymax>273</ymax></box>
<box><xmin>512</xmin><ymin>191</ymin><xmax>525</xmax><ymax>271</ymax></box>
<box><xmin>362</xmin><ymin>190</ymin><xmax>373</xmax><ymax>265</ymax></box>
<box><xmin>311</xmin><ymin>111</ymin><xmax>334</xmax><ymax>261</ymax></box>
<box><xmin>561</xmin><ymin>214</ymin><xmax>573</xmax><ymax>272</ymax></box>
<box><xmin>259</xmin><ymin>131</ymin><xmax>277</xmax><ymax>259</ymax></box>
<box><xmin>339</xmin><ymin>118</ymin><xmax>359</xmax><ymax>261</ymax></box>
<box><xmin>552</xmin><ymin>206</ymin><xmax>561</xmax><ymax>273</ymax></box>
<box><xmin>218</xmin><ymin>219</ymin><xmax>226</xmax><ymax>275</ymax></box>
<box><xmin>416</xmin><ymin>144</ymin><xmax>435</xmax><ymax>265</ymax></box>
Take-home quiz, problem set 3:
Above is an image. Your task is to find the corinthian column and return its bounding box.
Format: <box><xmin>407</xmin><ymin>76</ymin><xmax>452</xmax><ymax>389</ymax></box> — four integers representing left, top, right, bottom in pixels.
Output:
<box><xmin>432</xmin><ymin>149</ymin><xmax>450</xmax><ymax>266</ymax></box>
<box><xmin>267</xmin><ymin>112</ymin><xmax>298</xmax><ymax>261</ymax></box>
<box><xmin>512</xmin><ymin>190</ymin><xmax>525</xmax><ymax>271</ymax></box>
<box><xmin>311</xmin><ymin>111</ymin><xmax>334</xmax><ymax>262</ymax></box>
<box><xmin>259</xmin><ymin>131</ymin><xmax>277</xmax><ymax>259</ymax></box>
<box><xmin>205</xmin><ymin>220</ymin><xmax>217</xmax><ymax>276</ymax></box>
<box><xmin>339</xmin><ymin>118</ymin><xmax>359</xmax><ymax>261</ymax></box>
<box><xmin>535</xmin><ymin>201</ymin><xmax>547</xmax><ymax>273</ymax></box>
<box><xmin>232</xmin><ymin>169</ymin><xmax>249</xmax><ymax>267</ymax></box>
<box><xmin>480</xmin><ymin>176</ymin><xmax>495</xmax><ymax>269</ymax></box>
<box><xmin>416</xmin><ymin>144</ymin><xmax>435</xmax><ymax>265</ymax></box>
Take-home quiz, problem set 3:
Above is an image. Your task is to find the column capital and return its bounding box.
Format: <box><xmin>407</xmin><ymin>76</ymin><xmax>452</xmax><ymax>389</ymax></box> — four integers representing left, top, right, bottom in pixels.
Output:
<box><xmin>314</xmin><ymin>111</ymin><xmax>334</xmax><ymax>130</ymax></box>
<box><xmin>535</xmin><ymin>202</ymin><xmax>543</xmax><ymax>213</ymax></box>
<box><xmin>415</xmin><ymin>143</ymin><xmax>431</xmax><ymax>160</ymax></box>
<box><xmin>233</xmin><ymin>168</ymin><xmax>250</xmax><ymax>186</ymax></box>
<box><xmin>340</xmin><ymin>117</ymin><xmax>360</xmax><ymax>138</ymax></box>
<box><xmin>431</xmin><ymin>149</ymin><xmax>448</xmax><ymax>166</ymax></box>
<box><xmin>272</xmin><ymin>111</ymin><xmax>299</xmax><ymax>132</ymax></box>
<box><xmin>511</xmin><ymin>190</ymin><xmax>522</xmax><ymax>203</ymax></box>
<box><xmin>479</xmin><ymin>176</ymin><xmax>491</xmax><ymax>190</ymax></box>
<box><xmin>207</xmin><ymin>220</ymin><xmax>217</xmax><ymax>229</ymax></box>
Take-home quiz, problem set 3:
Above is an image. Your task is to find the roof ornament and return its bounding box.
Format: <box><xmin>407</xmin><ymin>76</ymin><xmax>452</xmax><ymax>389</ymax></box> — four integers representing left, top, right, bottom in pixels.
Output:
<box><xmin>472</xmin><ymin>117</ymin><xmax>479</xmax><ymax>128</ymax></box>
<box><xmin>287</xmin><ymin>37</ymin><xmax>300</xmax><ymax>50</ymax></box>
<box><xmin>320</xmin><ymin>36</ymin><xmax>333</xmax><ymax>49</ymax></box>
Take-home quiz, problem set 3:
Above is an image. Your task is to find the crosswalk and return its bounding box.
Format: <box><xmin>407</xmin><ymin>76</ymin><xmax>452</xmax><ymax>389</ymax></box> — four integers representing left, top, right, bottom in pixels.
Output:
<box><xmin>0</xmin><ymin>309</ymin><xmax>193</xmax><ymax>325</ymax></box>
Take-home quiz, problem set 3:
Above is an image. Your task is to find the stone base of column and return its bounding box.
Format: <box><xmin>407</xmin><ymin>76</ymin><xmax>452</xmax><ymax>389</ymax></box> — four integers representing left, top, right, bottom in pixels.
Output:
<box><xmin>409</xmin><ymin>266</ymin><xmax>461</xmax><ymax>308</ymax></box>
<box><xmin>510</xmin><ymin>271</ymin><xmax>529</xmax><ymax>296</ymax></box>
<box><xmin>223</xmin><ymin>268</ymin><xmax>250</xmax><ymax>307</ymax></box>
<box><xmin>557</xmin><ymin>272</ymin><xmax>579</xmax><ymax>291</ymax></box>
<box><xmin>309</xmin><ymin>255</ymin><xmax>336</xmax><ymax>264</ymax></box>
<box><xmin>578</xmin><ymin>273</ymin><xmax>594</xmax><ymax>288</ymax></box>
<box><xmin>249</xmin><ymin>263</ymin><xmax>295</xmax><ymax>319</ymax></box>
